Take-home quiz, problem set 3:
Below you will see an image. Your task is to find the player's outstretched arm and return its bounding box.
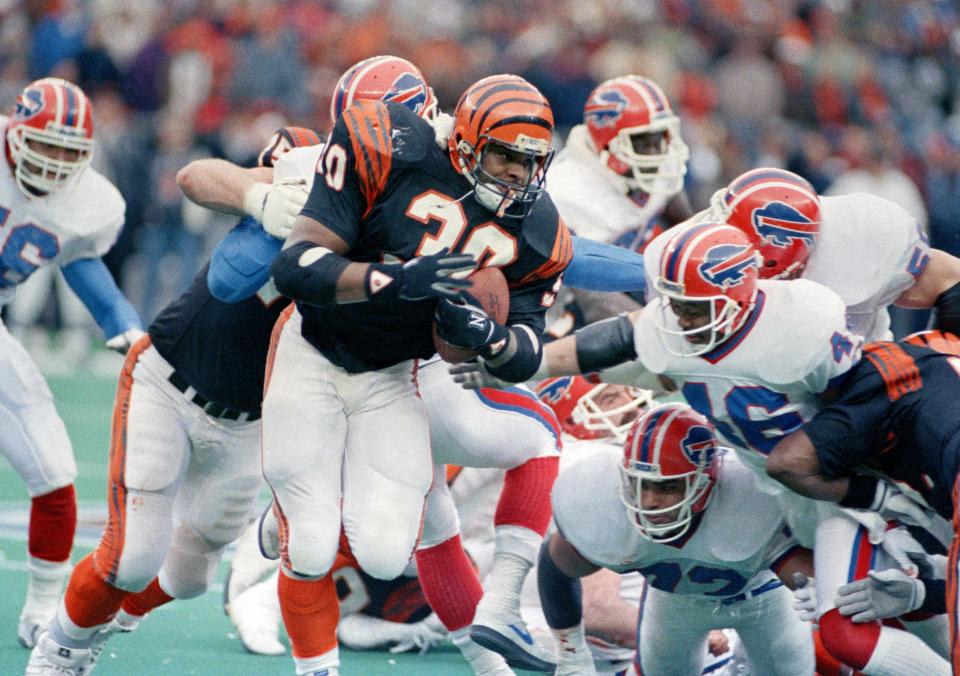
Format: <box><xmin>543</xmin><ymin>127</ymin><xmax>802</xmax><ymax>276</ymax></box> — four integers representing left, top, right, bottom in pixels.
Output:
<box><xmin>176</xmin><ymin>158</ymin><xmax>273</xmax><ymax>216</ymax></box>
<box><xmin>766</xmin><ymin>430</ymin><xmax>850</xmax><ymax>502</ymax></box>
<box><xmin>61</xmin><ymin>257</ymin><xmax>144</xmax><ymax>353</ymax></box>
<box><xmin>895</xmin><ymin>249</ymin><xmax>960</xmax><ymax>334</ymax></box>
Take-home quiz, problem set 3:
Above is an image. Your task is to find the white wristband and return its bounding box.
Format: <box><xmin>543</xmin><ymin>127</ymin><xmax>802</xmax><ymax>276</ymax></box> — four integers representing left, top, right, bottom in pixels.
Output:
<box><xmin>241</xmin><ymin>182</ymin><xmax>271</xmax><ymax>220</ymax></box>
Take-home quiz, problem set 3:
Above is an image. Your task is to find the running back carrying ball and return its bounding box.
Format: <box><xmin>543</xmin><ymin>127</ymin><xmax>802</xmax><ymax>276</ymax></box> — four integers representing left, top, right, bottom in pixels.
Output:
<box><xmin>433</xmin><ymin>267</ymin><xmax>509</xmax><ymax>363</ymax></box>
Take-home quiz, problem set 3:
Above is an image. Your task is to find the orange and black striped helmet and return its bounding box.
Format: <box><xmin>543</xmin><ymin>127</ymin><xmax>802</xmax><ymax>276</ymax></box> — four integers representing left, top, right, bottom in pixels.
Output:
<box><xmin>448</xmin><ymin>74</ymin><xmax>555</xmax><ymax>218</ymax></box>
<box><xmin>257</xmin><ymin>126</ymin><xmax>323</xmax><ymax>168</ymax></box>
<box><xmin>904</xmin><ymin>329</ymin><xmax>960</xmax><ymax>356</ymax></box>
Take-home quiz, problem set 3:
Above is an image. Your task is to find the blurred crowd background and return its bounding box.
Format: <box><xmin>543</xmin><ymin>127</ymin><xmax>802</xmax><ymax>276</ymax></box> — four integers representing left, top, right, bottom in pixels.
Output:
<box><xmin>1</xmin><ymin>0</ymin><xmax>959</xmax><ymax>350</ymax></box>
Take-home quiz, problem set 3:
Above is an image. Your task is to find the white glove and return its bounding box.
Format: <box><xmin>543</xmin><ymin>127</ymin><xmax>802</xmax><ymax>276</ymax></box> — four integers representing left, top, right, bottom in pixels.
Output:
<box><xmin>552</xmin><ymin>625</ymin><xmax>597</xmax><ymax>676</ymax></box>
<box><xmin>105</xmin><ymin>328</ymin><xmax>146</xmax><ymax>355</ymax></box>
<box><xmin>430</xmin><ymin>112</ymin><xmax>455</xmax><ymax>149</ymax></box>
<box><xmin>880</xmin><ymin>526</ymin><xmax>928</xmax><ymax>578</ymax></box>
<box><xmin>448</xmin><ymin>360</ymin><xmax>510</xmax><ymax>390</ymax></box>
<box><xmin>870</xmin><ymin>481</ymin><xmax>933</xmax><ymax>530</ymax></box>
<box><xmin>388</xmin><ymin>613</ymin><xmax>446</xmax><ymax>655</ymax></box>
<box><xmin>835</xmin><ymin>568</ymin><xmax>925</xmax><ymax>623</ymax></box>
<box><xmin>791</xmin><ymin>573</ymin><xmax>818</xmax><ymax>622</ymax></box>
<box><xmin>242</xmin><ymin>178</ymin><xmax>309</xmax><ymax>240</ymax></box>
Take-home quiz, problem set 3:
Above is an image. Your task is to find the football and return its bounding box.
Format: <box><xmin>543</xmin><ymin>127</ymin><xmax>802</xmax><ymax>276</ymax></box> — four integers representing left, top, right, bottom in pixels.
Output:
<box><xmin>432</xmin><ymin>266</ymin><xmax>510</xmax><ymax>364</ymax></box>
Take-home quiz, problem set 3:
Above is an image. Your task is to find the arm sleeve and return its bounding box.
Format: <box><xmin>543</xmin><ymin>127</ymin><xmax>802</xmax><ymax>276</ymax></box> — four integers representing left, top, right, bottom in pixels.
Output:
<box><xmin>803</xmin><ymin>392</ymin><xmax>885</xmax><ymax>478</ymax></box>
<box><xmin>297</xmin><ymin>109</ymin><xmax>371</xmax><ymax>248</ymax></box>
<box><xmin>61</xmin><ymin>257</ymin><xmax>143</xmax><ymax>338</ymax></box>
<box><xmin>564</xmin><ymin>236</ymin><xmax>646</xmax><ymax>293</ymax></box>
<box><xmin>207</xmin><ymin>216</ymin><xmax>283</xmax><ymax>302</ymax></box>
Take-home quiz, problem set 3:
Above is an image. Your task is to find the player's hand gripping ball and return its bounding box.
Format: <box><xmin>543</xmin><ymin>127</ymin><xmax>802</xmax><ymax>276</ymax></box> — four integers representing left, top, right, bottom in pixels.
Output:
<box><xmin>432</xmin><ymin>266</ymin><xmax>509</xmax><ymax>363</ymax></box>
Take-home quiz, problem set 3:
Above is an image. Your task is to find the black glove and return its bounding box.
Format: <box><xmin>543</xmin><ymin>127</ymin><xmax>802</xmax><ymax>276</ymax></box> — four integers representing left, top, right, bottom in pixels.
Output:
<box><xmin>367</xmin><ymin>249</ymin><xmax>475</xmax><ymax>301</ymax></box>
<box><xmin>435</xmin><ymin>293</ymin><xmax>508</xmax><ymax>353</ymax></box>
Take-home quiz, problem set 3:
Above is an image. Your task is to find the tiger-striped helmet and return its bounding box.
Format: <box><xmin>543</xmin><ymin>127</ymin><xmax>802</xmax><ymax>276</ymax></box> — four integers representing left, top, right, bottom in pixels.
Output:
<box><xmin>448</xmin><ymin>74</ymin><xmax>555</xmax><ymax>219</ymax></box>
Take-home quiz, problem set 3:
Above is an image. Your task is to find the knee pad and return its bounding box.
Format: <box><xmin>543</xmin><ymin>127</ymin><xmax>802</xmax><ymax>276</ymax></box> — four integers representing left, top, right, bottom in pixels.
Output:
<box><xmin>184</xmin><ymin>474</ymin><xmax>262</xmax><ymax>549</ymax></box>
<box><xmin>352</xmin><ymin>537</ymin><xmax>415</xmax><ymax>581</ymax></box>
<box><xmin>110</xmin><ymin>491</ymin><xmax>174</xmax><ymax>592</ymax></box>
<box><xmin>284</xmin><ymin>523</ymin><xmax>339</xmax><ymax>579</ymax></box>
<box><xmin>157</xmin><ymin>523</ymin><xmax>224</xmax><ymax>599</ymax></box>
<box><xmin>818</xmin><ymin>608</ymin><xmax>881</xmax><ymax>670</ymax></box>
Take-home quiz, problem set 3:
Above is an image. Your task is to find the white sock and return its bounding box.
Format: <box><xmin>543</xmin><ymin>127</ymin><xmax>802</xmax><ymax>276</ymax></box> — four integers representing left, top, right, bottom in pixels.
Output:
<box><xmin>48</xmin><ymin>601</ymin><xmax>103</xmax><ymax>648</ymax></box>
<box><xmin>451</xmin><ymin>627</ymin><xmax>511</xmax><ymax>675</ymax></box>
<box><xmin>901</xmin><ymin>615</ymin><xmax>950</xmax><ymax>659</ymax></box>
<box><xmin>477</xmin><ymin>526</ymin><xmax>541</xmax><ymax>616</ymax></box>
<box><xmin>112</xmin><ymin>608</ymin><xmax>143</xmax><ymax>630</ymax></box>
<box><xmin>294</xmin><ymin>645</ymin><xmax>339</xmax><ymax>675</ymax></box>
<box><xmin>862</xmin><ymin>625</ymin><xmax>950</xmax><ymax>676</ymax></box>
<box><xmin>24</xmin><ymin>557</ymin><xmax>70</xmax><ymax>611</ymax></box>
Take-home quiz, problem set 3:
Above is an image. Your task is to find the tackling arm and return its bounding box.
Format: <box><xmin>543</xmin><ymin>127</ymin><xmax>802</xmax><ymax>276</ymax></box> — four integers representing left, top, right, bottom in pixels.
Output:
<box><xmin>61</xmin><ymin>257</ymin><xmax>144</xmax><ymax>351</ymax></box>
<box><xmin>176</xmin><ymin>159</ymin><xmax>273</xmax><ymax>216</ymax></box>
<box><xmin>895</xmin><ymin>249</ymin><xmax>960</xmax><ymax>334</ymax></box>
<box><xmin>765</xmin><ymin>430</ymin><xmax>851</xmax><ymax>503</ymax></box>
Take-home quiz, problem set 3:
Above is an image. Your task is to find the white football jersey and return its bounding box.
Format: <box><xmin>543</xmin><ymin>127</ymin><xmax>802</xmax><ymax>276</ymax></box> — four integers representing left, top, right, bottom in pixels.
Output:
<box><xmin>643</xmin><ymin>192</ymin><xmax>929</xmax><ymax>341</ymax></box>
<box><xmin>805</xmin><ymin>193</ymin><xmax>929</xmax><ymax>341</ymax></box>
<box><xmin>553</xmin><ymin>447</ymin><xmax>797</xmax><ymax>598</ymax></box>
<box><xmin>548</xmin><ymin>125</ymin><xmax>668</xmax><ymax>245</ymax></box>
<box><xmin>631</xmin><ymin>279</ymin><xmax>860</xmax><ymax>475</ymax></box>
<box><xmin>0</xmin><ymin>116</ymin><xmax>125</xmax><ymax>303</ymax></box>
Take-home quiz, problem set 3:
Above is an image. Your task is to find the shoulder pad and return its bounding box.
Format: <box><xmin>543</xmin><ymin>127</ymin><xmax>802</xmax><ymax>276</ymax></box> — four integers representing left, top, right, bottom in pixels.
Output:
<box><xmin>754</xmin><ymin>279</ymin><xmax>847</xmax><ymax>384</ymax></box>
<box><xmin>514</xmin><ymin>196</ymin><xmax>573</xmax><ymax>286</ymax></box>
<box><xmin>60</xmin><ymin>169</ymin><xmax>125</xmax><ymax>258</ymax></box>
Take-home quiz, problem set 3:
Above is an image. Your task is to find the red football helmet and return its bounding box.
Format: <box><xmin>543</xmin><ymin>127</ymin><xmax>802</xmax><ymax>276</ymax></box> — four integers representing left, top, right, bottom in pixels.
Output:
<box><xmin>5</xmin><ymin>78</ymin><xmax>95</xmax><ymax>197</ymax></box>
<box><xmin>534</xmin><ymin>376</ymin><xmax>652</xmax><ymax>442</ymax></box>
<box><xmin>583</xmin><ymin>75</ymin><xmax>688</xmax><ymax>196</ymax></box>
<box><xmin>620</xmin><ymin>403</ymin><xmax>719</xmax><ymax>543</ymax></box>
<box><xmin>257</xmin><ymin>126</ymin><xmax>323</xmax><ymax>168</ymax></box>
<box><xmin>654</xmin><ymin>222</ymin><xmax>761</xmax><ymax>356</ymax></box>
<box><xmin>329</xmin><ymin>55</ymin><xmax>438</xmax><ymax>125</ymax></box>
<box><xmin>706</xmin><ymin>168</ymin><xmax>821</xmax><ymax>280</ymax></box>
<box><xmin>448</xmin><ymin>74</ymin><xmax>555</xmax><ymax>218</ymax></box>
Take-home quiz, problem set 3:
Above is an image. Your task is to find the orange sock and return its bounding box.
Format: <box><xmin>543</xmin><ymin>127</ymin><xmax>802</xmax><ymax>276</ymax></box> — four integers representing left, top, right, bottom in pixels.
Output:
<box><xmin>63</xmin><ymin>553</ymin><xmax>128</xmax><ymax>628</ymax></box>
<box><xmin>278</xmin><ymin>573</ymin><xmax>339</xmax><ymax>658</ymax></box>
<box><xmin>121</xmin><ymin>577</ymin><xmax>174</xmax><ymax>617</ymax></box>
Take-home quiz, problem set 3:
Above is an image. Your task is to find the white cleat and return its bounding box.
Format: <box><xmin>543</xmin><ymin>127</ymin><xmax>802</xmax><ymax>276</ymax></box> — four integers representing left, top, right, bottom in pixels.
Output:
<box><xmin>24</xmin><ymin>632</ymin><xmax>92</xmax><ymax>675</ymax></box>
<box><xmin>452</xmin><ymin>633</ymin><xmax>515</xmax><ymax>676</ymax></box>
<box><xmin>228</xmin><ymin>573</ymin><xmax>285</xmax><ymax>656</ymax></box>
<box><xmin>470</xmin><ymin>607</ymin><xmax>556</xmax><ymax>673</ymax></box>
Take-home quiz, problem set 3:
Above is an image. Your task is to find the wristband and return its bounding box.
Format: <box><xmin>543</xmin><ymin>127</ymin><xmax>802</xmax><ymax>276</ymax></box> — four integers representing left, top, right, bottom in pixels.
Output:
<box><xmin>839</xmin><ymin>475</ymin><xmax>880</xmax><ymax>509</ymax></box>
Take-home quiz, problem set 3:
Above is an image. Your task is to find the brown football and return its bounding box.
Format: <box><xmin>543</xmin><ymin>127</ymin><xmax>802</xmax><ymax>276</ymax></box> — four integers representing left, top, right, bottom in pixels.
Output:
<box><xmin>432</xmin><ymin>266</ymin><xmax>510</xmax><ymax>364</ymax></box>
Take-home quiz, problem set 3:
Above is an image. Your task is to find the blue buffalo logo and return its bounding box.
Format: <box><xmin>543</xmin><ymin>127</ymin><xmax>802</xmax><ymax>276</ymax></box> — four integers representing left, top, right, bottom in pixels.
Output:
<box><xmin>384</xmin><ymin>73</ymin><xmax>428</xmax><ymax>116</ymax></box>
<box><xmin>681</xmin><ymin>425</ymin><xmax>717</xmax><ymax>467</ymax></box>
<box><xmin>698</xmin><ymin>244</ymin><xmax>758</xmax><ymax>289</ymax></box>
<box><xmin>752</xmin><ymin>201</ymin><xmax>817</xmax><ymax>249</ymax></box>
<box><xmin>536</xmin><ymin>377</ymin><xmax>573</xmax><ymax>404</ymax></box>
<box><xmin>584</xmin><ymin>90</ymin><xmax>627</xmax><ymax>128</ymax></box>
<box><xmin>14</xmin><ymin>88</ymin><xmax>44</xmax><ymax>121</ymax></box>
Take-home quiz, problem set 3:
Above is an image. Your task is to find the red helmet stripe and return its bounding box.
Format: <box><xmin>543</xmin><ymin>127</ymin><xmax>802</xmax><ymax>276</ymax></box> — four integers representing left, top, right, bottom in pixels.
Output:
<box><xmin>628</xmin><ymin>77</ymin><xmax>667</xmax><ymax>114</ymax></box>
<box><xmin>636</xmin><ymin>406</ymin><xmax>672</xmax><ymax>463</ymax></box>
<box><xmin>662</xmin><ymin>222</ymin><xmax>713</xmax><ymax>282</ymax></box>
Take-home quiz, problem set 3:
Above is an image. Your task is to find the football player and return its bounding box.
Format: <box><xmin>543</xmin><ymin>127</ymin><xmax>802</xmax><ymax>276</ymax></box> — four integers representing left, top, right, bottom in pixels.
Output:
<box><xmin>0</xmin><ymin>78</ymin><xmax>144</xmax><ymax>649</ymax></box>
<box><xmin>547</xmin><ymin>75</ymin><xmax>694</xmax><ymax>333</ymax></box>
<box><xmin>261</xmin><ymin>72</ymin><xmax>570</xmax><ymax>676</ymax></box>
<box><xmin>540</xmin><ymin>403</ymin><xmax>814</xmax><ymax>675</ymax></box>
<box><xmin>767</xmin><ymin>331</ymin><xmax>960</xmax><ymax>670</ymax></box>
<box><xmin>22</xmin><ymin>125</ymin><xmax>322</xmax><ymax>676</ymax></box>
<box><xmin>491</xmin><ymin>221</ymin><xmax>952</xmax><ymax>675</ymax></box>
<box><xmin>643</xmin><ymin>167</ymin><xmax>960</xmax><ymax>343</ymax></box>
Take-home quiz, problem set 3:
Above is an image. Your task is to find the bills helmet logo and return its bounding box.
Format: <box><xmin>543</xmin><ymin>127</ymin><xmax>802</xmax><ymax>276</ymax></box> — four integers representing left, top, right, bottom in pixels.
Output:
<box><xmin>536</xmin><ymin>377</ymin><xmax>573</xmax><ymax>405</ymax></box>
<box><xmin>384</xmin><ymin>73</ymin><xmax>429</xmax><ymax>117</ymax></box>
<box><xmin>752</xmin><ymin>201</ymin><xmax>817</xmax><ymax>249</ymax></box>
<box><xmin>14</xmin><ymin>88</ymin><xmax>44</xmax><ymax>121</ymax></box>
<box><xmin>698</xmin><ymin>244</ymin><xmax>758</xmax><ymax>289</ymax></box>
<box><xmin>584</xmin><ymin>90</ymin><xmax>627</xmax><ymax>128</ymax></box>
<box><xmin>681</xmin><ymin>425</ymin><xmax>717</xmax><ymax>467</ymax></box>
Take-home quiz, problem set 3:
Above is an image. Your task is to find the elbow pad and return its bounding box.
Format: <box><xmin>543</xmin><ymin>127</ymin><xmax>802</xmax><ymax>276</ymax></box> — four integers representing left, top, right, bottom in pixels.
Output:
<box><xmin>270</xmin><ymin>241</ymin><xmax>351</xmax><ymax>305</ymax></box>
<box><xmin>934</xmin><ymin>280</ymin><xmax>960</xmax><ymax>336</ymax></box>
<box><xmin>483</xmin><ymin>325</ymin><xmax>543</xmax><ymax>383</ymax></box>
<box><xmin>208</xmin><ymin>216</ymin><xmax>282</xmax><ymax>303</ymax></box>
<box><xmin>537</xmin><ymin>540</ymin><xmax>583</xmax><ymax>630</ymax></box>
<box><xmin>575</xmin><ymin>314</ymin><xmax>637</xmax><ymax>373</ymax></box>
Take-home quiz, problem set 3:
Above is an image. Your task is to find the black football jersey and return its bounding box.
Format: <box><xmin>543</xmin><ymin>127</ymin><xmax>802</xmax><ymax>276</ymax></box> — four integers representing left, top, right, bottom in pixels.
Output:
<box><xmin>149</xmin><ymin>259</ymin><xmax>290</xmax><ymax>413</ymax></box>
<box><xmin>295</xmin><ymin>100</ymin><xmax>572</xmax><ymax>373</ymax></box>
<box><xmin>807</xmin><ymin>341</ymin><xmax>960</xmax><ymax>517</ymax></box>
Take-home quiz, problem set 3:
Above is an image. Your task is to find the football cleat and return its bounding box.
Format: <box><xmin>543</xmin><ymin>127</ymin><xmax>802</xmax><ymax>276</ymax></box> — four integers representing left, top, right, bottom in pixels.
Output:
<box><xmin>228</xmin><ymin>574</ymin><xmax>284</xmax><ymax>656</ymax></box>
<box><xmin>24</xmin><ymin>631</ymin><xmax>91</xmax><ymax>675</ymax></box>
<box><xmin>470</xmin><ymin>607</ymin><xmax>557</xmax><ymax>672</ymax></box>
<box><xmin>258</xmin><ymin>502</ymin><xmax>281</xmax><ymax>561</ymax></box>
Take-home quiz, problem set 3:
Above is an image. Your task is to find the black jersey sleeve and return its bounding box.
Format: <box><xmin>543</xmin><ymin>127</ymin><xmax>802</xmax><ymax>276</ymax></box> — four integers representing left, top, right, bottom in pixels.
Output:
<box><xmin>804</xmin><ymin>360</ymin><xmax>889</xmax><ymax>478</ymax></box>
<box><xmin>300</xmin><ymin>100</ymin><xmax>395</xmax><ymax>248</ymax></box>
